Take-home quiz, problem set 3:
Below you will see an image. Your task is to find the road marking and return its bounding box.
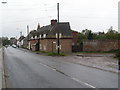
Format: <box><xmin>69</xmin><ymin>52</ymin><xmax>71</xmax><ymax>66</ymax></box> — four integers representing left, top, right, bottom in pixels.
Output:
<box><xmin>39</xmin><ymin>62</ymin><xmax>99</xmax><ymax>89</ymax></box>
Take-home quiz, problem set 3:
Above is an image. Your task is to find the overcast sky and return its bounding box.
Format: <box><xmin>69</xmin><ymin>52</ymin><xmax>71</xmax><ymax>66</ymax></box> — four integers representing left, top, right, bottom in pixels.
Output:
<box><xmin>0</xmin><ymin>0</ymin><xmax>119</xmax><ymax>38</ymax></box>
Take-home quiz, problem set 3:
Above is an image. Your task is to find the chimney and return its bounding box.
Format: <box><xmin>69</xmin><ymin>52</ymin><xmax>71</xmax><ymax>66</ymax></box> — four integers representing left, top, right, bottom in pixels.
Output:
<box><xmin>51</xmin><ymin>19</ymin><xmax>57</xmax><ymax>25</ymax></box>
<box><xmin>37</xmin><ymin>23</ymin><xmax>40</xmax><ymax>30</ymax></box>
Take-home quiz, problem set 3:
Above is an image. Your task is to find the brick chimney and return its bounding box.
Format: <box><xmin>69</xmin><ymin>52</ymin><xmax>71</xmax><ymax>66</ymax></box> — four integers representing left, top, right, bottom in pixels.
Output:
<box><xmin>51</xmin><ymin>19</ymin><xmax>57</xmax><ymax>25</ymax></box>
<box><xmin>37</xmin><ymin>23</ymin><xmax>40</xmax><ymax>30</ymax></box>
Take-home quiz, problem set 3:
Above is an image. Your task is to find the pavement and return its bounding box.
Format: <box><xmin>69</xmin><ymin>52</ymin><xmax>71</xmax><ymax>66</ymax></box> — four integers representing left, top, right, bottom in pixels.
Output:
<box><xmin>49</xmin><ymin>53</ymin><xmax>119</xmax><ymax>73</ymax></box>
<box><xmin>0</xmin><ymin>48</ymin><xmax>3</xmax><ymax>89</ymax></box>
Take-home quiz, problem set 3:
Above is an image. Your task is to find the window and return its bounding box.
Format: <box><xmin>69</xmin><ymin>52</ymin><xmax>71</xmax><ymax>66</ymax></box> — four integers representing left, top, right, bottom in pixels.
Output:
<box><xmin>33</xmin><ymin>36</ymin><xmax>35</xmax><ymax>39</ymax></box>
<box><xmin>41</xmin><ymin>34</ymin><xmax>43</xmax><ymax>38</ymax></box>
<box><xmin>40</xmin><ymin>35</ymin><xmax>41</xmax><ymax>38</ymax></box>
<box><xmin>43</xmin><ymin>34</ymin><xmax>46</xmax><ymax>38</ymax></box>
<box><xmin>35</xmin><ymin>36</ymin><xmax>37</xmax><ymax>39</ymax></box>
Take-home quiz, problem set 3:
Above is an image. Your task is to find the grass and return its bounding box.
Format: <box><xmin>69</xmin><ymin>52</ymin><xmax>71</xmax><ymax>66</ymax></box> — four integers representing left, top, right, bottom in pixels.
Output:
<box><xmin>32</xmin><ymin>50</ymin><xmax>66</xmax><ymax>56</ymax></box>
<box><xmin>0</xmin><ymin>44</ymin><xmax>2</xmax><ymax>48</ymax></box>
<box><xmin>47</xmin><ymin>52</ymin><xmax>66</xmax><ymax>56</ymax></box>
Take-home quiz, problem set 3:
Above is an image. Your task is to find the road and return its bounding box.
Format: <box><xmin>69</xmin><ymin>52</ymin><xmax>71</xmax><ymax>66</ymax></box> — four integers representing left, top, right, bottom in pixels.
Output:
<box><xmin>3</xmin><ymin>47</ymin><xmax>118</xmax><ymax>88</ymax></box>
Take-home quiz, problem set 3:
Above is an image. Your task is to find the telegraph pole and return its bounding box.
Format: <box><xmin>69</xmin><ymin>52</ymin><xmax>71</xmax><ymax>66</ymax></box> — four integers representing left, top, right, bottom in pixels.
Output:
<box><xmin>20</xmin><ymin>31</ymin><xmax>22</xmax><ymax>36</ymax></box>
<box><xmin>27</xmin><ymin>25</ymin><xmax>29</xmax><ymax>35</ymax></box>
<box><xmin>57</xmin><ymin>3</ymin><xmax>60</xmax><ymax>55</ymax></box>
<box><xmin>57</xmin><ymin>3</ymin><xmax>59</xmax><ymax>22</ymax></box>
<box><xmin>27</xmin><ymin>25</ymin><xmax>29</xmax><ymax>49</ymax></box>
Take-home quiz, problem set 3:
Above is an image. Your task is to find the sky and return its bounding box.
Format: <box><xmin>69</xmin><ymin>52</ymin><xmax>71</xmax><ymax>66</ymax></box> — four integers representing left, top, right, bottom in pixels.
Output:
<box><xmin>0</xmin><ymin>0</ymin><xmax>119</xmax><ymax>38</ymax></box>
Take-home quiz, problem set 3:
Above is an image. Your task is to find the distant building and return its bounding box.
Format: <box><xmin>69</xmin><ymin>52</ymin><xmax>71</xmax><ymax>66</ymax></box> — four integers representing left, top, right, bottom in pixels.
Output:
<box><xmin>17</xmin><ymin>36</ymin><xmax>25</xmax><ymax>47</ymax></box>
<box><xmin>10</xmin><ymin>37</ymin><xmax>17</xmax><ymax>45</ymax></box>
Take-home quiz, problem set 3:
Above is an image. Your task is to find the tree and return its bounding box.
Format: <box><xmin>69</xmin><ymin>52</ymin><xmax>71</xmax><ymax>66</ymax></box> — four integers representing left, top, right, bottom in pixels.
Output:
<box><xmin>2</xmin><ymin>37</ymin><xmax>11</xmax><ymax>46</ymax></box>
<box><xmin>105</xmin><ymin>27</ymin><xmax>118</xmax><ymax>40</ymax></box>
<box><xmin>77</xmin><ymin>32</ymin><xmax>86</xmax><ymax>45</ymax></box>
<box><xmin>81</xmin><ymin>29</ymin><xmax>93</xmax><ymax>40</ymax></box>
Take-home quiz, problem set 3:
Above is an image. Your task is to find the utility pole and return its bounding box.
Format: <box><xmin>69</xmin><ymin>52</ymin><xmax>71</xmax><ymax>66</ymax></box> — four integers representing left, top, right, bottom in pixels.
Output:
<box><xmin>20</xmin><ymin>31</ymin><xmax>22</xmax><ymax>36</ymax></box>
<box><xmin>27</xmin><ymin>25</ymin><xmax>29</xmax><ymax>35</ymax></box>
<box><xmin>57</xmin><ymin>3</ymin><xmax>60</xmax><ymax>55</ymax></box>
<box><xmin>57</xmin><ymin>3</ymin><xmax>59</xmax><ymax>23</ymax></box>
<box><xmin>27</xmin><ymin>25</ymin><xmax>29</xmax><ymax>49</ymax></box>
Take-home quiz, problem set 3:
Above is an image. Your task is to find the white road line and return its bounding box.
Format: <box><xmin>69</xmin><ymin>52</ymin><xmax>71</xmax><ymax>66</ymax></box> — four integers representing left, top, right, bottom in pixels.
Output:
<box><xmin>39</xmin><ymin>62</ymin><xmax>99</xmax><ymax>89</ymax></box>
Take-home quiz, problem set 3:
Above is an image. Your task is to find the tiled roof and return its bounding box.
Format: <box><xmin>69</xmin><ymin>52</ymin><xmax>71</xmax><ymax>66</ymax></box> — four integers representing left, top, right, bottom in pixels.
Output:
<box><xmin>36</xmin><ymin>22</ymin><xmax>73</xmax><ymax>38</ymax></box>
<box><xmin>18</xmin><ymin>36</ymin><xmax>25</xmax><ymax>41</ymax></box>
<box><xmin>48</xmin><ymin>22</ymin><xmax>72</xmax><ymax>37</ymax></box>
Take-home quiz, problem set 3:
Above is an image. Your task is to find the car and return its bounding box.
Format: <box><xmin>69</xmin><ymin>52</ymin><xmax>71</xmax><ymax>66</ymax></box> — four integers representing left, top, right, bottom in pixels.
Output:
<box><xmin>5</xmin><ymin>45</ymin><xmax>9</xmax><ymax>48</ymax></box>
<box><xmin>12</xmin><ymin>44</ymin><xmax>17</xmax><ymax>48</ymax></box>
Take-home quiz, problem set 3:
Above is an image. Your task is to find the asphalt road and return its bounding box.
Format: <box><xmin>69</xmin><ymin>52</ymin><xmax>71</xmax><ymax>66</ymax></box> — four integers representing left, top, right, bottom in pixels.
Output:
<box><xmin>3</xmin><ymin>47</ymin><xmax>118</xmax><ymax>88</ymax></box>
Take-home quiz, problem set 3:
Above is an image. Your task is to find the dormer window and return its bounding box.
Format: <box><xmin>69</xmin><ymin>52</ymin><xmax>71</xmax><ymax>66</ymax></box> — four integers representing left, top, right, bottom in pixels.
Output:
<box><xmin>41</xmin><ymin>34</ymin><xmax>43</xmax><ymax>38</ymax></box>
<box><xmin>35</xmin><ymin>36</ymin><xmax>37</xmax><ymax>39</ymax></box>
<box><xmin>33</xmin><ymin>36</ymin><xmax>35</xmax><ymax>39</ymax></box>
<box><xmin>31</xmin><ymin>37</ymin><xmax>33</xmax><ymax>39</ymax></box>
<box><xmin>40</xmin><ymin>35</ymin><xmax>41</xmax><ymax>38</ymax></box>
<box><xmin>59</xmin><ymin>33</ymin><xmax>62</xmax><ymax>38</ymax></box>
<box><xmin>43</xmin><ymin>34</ymin><xmax>46</xmax><ymax>38</ymax></box>
<box><xmin>37</xmin><ymin>35</ymin><xmax>39</xmax><ymax>39</ymax></box>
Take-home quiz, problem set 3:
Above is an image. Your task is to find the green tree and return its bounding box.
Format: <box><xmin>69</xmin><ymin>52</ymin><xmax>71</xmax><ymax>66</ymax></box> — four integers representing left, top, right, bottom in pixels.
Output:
<box><xmin>105</xmin><ymin>26</ymin><xmax>118</xmax><ymax>40</ymax></box>
<box><xmin>77</xmin><ymin>32</ymin><xmax>86</xmax><ymax>45</ymax></box>
<box><xmin>2</xmin><ymin>37</ymin><xmax>11</xmax><ymax>46</ymax></box>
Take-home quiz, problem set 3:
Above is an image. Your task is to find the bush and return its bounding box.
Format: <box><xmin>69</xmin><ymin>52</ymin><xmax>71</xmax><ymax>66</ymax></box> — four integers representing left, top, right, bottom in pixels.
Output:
<box><xmin>47</xmin><ymin>52</ymin><xmax>66</xmax><ymax>56</ymax></box>
<box><xmin>115</xmin><ymin>50</ymin><xmax>120</xmax><ymax>59</ymax></box>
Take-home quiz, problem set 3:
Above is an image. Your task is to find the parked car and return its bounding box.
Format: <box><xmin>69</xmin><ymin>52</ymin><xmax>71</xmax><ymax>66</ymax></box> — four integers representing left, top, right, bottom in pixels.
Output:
<box><xmin>12</xmin><ymin>44</ymin><xmax>17</xmax><ymax>48</ymax></box>
<box><xmin>5</xmin><ymin>45</ymin><xmax>9</xmax><ymax>48</ymax></box>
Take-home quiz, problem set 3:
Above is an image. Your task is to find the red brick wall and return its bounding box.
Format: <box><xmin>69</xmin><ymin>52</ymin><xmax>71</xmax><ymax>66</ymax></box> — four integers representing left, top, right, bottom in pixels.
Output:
<box><xmin>29</xmin><ymin>40</ymin><xmax>38</xmax><ymax>50</ymax></box>
<box><xmin>83</xmin><ymin>40</ymin><xmax>119</xmax><ymax>51</ymax></box>
<box><xmin>72</xmin><ymin>31</ymin><xmax>78</xmax><ymax>45</ymax></box>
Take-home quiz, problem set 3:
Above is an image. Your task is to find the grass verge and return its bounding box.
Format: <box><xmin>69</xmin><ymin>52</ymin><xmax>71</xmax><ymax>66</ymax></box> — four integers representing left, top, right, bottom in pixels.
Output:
<box><xmin>47</xmin><ymin>52</ymin><xmax>66</xmax><ymax>56</ymax></box>
<box><xmin>0</xmin><ymin>44</ymin><xmax>2</xmax><ymax>48</ymax></box>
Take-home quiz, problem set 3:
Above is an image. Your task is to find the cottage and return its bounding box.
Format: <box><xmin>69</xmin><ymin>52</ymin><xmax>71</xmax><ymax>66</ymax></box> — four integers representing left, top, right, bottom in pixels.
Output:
<box><xmin>10</xmin><ymin>37</ymin><xmax>17</xmax><ymax>45</ymax></box>
<box><xmin>17</xmin><ymin>36</ymin><xmax>25</xmax><ymax>47</ymax></box>
<box><xmin>29</xmin><ymin>30</ymin><xmax>40</xmax><ymax>51</ymax></box>
<box><xmin>29</xmin><ymin>20</ymin><xmax>73</xmax><ymax>53</ymax></box>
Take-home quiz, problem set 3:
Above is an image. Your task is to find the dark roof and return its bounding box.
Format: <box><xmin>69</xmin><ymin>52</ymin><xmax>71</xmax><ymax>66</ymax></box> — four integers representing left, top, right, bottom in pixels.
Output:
<box><xmin>48</xmin><ymin>22</ymin><xmax>72</xmax><ymax>37</ymax></box>
<box><xmin>37</xmin><ymin>25</ymin><xmax>54</xmax><ymax>33</ymax></box>
<box><xmin>37</xmin><ymin>22</ymin><xmax>73</xmax><ymax>38</ymax></box>
<box><xmin>29</xmin><ymin>30</ymin><xmax>39</xmax><ymax>37</ymax></box>
<box><xmin>18</xmin><ymin>36</ymin><xmax>25</xmax><ymax>41</ymax></box>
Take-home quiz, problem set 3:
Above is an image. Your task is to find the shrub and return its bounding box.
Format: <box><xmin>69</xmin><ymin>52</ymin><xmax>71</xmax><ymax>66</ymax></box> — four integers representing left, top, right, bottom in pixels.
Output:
<box><xmin>47</xmin><ymin>52</ymin><xmax>66</xmax><ymax>56</ymax></box>
<box><xmin>115</xmin><ymin>50</ymin><xmax>120</xmax><ymax>59</ymax></box>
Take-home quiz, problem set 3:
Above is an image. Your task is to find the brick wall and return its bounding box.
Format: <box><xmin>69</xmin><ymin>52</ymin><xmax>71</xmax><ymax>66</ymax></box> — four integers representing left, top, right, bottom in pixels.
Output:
<box><xmin>39</xmin><ymin>39</ymin><xmax>72</xmax><ymax>53</ymax></box>
<box><xmin>72</xmin><ymin>31</ymin><xmax>78</xmax><ymax>45</ymax></box>
<box><xmin>29</xmin><ymin>40</ymin><xmax>38</xmax><ymax>50</ymax></box>
<box><xmin>83</xmin><ymin>40</ymin><xmax>119</xmax><ymax>51</ymax></box>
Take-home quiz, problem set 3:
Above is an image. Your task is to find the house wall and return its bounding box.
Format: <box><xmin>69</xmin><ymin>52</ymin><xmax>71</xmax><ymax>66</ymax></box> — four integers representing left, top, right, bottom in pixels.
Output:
<box><xmin>29</xmin><ymin>40</ymin><xmax>38</xmax><ymax>51</ymax></box>
<box><xmin>72</xmin><ymin>31</ymin><xmax>78</xmax><ymax>46</ymax></box>
<box><xmin>83</xmin><ymin>40</ymin><xmax>119</xmax><ymax>51</ymax></box>
<box><xmin>39</xmin><ymin>39</ymin><xmax>73</xmax><ymax>53</ymax></box>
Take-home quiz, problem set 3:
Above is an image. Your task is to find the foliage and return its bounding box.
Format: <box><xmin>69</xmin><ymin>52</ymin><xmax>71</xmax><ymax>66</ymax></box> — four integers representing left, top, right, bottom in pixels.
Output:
<box><xmin>77</xmin><ymin>26</ymin><xmax>119</xmax><ymax>43</ymax></box>
<box><xmin>115</xmin><ymin>50</ymin><xmax>120</xmax><ymax>59</ymax></box>
<box><xmin>47</xmin><ymin>52</ymin><xmax>66</xmax><ymax>56</ymax></box>
<box><xmin>0</xmin><ymin>44</ymin><xmax>2</xmax><ymax>48</ymax></box>
<box><xmin>1</xmin><ymin>37</ymin><xmax>11</xmax><ymax>46</ymax></box>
